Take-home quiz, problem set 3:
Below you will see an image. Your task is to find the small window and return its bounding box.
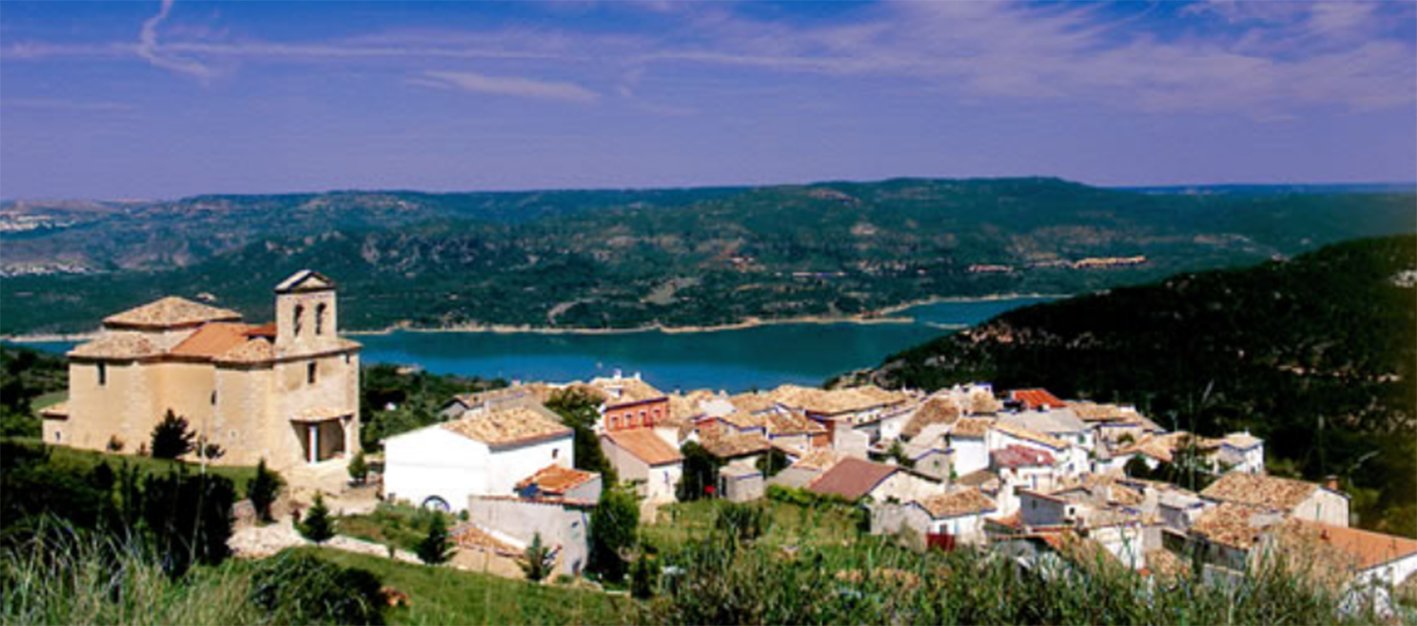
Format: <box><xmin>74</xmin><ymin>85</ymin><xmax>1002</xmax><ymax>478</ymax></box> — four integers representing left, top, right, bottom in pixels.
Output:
<box><xmin>315</xmin><ymin>303</ymin><xmax>328</xmax><ymax>335</ymax></box>
<box><xmin>54</xmin><ymin>430</ymin><xmax>61</xmax><ymax>442</ymax></box>
<box><xmin>343</xmin><ymin>353</ymin><xmax>351</xmax><ymax>365</ymax></box>
<box><xmin>293</xmin><ymin>305</ymin><xmax>304</xmax><ymax>336</ymax></box>
<box><xmin>307</xmin><ymin>362</ymin><xmax>317</xmax><ymax>384</ymax></box>
<box><xmin>552</xmin><ymin>448</ymin><xmax>559</xmax><ymax>459</ymax></box>
<box><xmin>210</xmin><ymin>391</ymin><xmax>218</xmax><ymax>405</ymax></box>
<box><xmin>97</xmin><ymin>363</ymin><xmax>107</xmax><ymax>386</ymax></box>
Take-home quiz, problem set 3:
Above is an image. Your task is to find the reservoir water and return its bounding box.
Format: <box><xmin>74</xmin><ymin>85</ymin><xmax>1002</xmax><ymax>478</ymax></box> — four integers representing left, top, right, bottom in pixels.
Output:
<box><xmin>13</xmin><ymin>297</ymin><xmax>1055</xmax><ymax>393</ymax></box>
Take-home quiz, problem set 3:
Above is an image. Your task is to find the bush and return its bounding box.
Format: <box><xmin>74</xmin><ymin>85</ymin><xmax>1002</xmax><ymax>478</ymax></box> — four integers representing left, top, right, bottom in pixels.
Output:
<box><xmin>300</xmin><ymin>493</ymin><xmax>334</xmax><ymax>544</ymax></box>
<box><xmin>247</xmin><ymin>459</ymin><xmax>283</xmax><ymax>524</ymax></box>
<box><xmin>347</xmin><ymin>451</ymin><xmax>369</xmax><ymax>486</ymax></box>
<box><xmin>756</xmin><ymin>448</ymin><xmax>791</xmax><ymax>478</ymax></box>
<box><xmin>715</xmin><ymin>502</ymin><xmax>771</xmax><ymax>544</ymax></box>
<box><xmin>415</xmin><ymin>513</ymin><xmax>453</xmax><ymax>565</ymax></box>
<box><xmin>150</xmin><ymin>410</ymin><xmax>196</xmax><ymax>460</ymax></box>
<box><xmin>589</xmin><ymin>484</ymin><xmax>639</xmax><ymax>583</ymax></box>
<box><xmin>546</xmin><ymin>388</ymin><xmax>619</xmax><ymax>484</ymax></box>
<box><xmin>676</xmin><ymin>442</ymin><xmax>722</xmax><ymax>501</ymax></box>
<box><xmin>249</xmin><ymin>551</ymin><xmax>386</xmax><ymax>625</ymax></box>
<box><xmin>141</xmin><ymin>469</ymin><xmax>236</xmax><ymax>577</ymax></box>
<box><xmin>630</xmin><ymin>553</ymin><xmax>658</xmax><ymax>599</ymax></box>
<box><xmin>520</xmin><ymin>532</ymin><xmax>554</xmax><ymax>582</ymax></box>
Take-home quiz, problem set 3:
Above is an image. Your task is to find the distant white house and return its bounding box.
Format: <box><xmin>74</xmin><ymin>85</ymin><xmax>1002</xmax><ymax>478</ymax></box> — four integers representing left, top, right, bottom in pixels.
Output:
<box><xmin>1216</xmin><ymin>431</ymin><xmax>1265</xmax><ymax>474</ymax></box>
<box><xmin>383</xmin><ymin>406</ymin><xmax>573</xmax><ymax>512</ymax></box>
<box><xmin>601</xmin><ymin>429</ymin><xmax>683</xmax><ymax>503</ymax></box>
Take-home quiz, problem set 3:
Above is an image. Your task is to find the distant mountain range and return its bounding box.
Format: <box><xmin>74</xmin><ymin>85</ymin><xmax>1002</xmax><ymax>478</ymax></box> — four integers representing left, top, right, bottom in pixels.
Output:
<box><xmin>2</xmin><ymin>177</ymin><xmax>1414</xmax><ymax>335</ymax></box>
<box><xmin>834</xmin><ymin>235</ymin><xmax>1417</xmax><ymax>537</ymax></box>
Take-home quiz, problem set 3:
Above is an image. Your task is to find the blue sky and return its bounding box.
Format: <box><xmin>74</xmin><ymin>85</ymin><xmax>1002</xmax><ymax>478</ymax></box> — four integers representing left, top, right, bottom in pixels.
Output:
<box><xmin>2</xmin><ymin>1</ymin><xmax>1414</xmax><ymax>199</ymax></box>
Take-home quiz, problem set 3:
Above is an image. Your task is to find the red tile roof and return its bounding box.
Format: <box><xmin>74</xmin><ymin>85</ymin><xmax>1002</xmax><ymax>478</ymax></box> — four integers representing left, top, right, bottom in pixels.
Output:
<box><xmin>991</xmin><ymin>444</ymin><xmax>1056</xmax><ymax>468</ymax></box>
<box><xmin>807</xmin><ymin>457</ymin><xmax>898</xmax><ymax>500</ymax></box>
<box><xmin>516</xmin><ymin>464</ymin><xmax>599</xmax><ymax>496</ymax></box>
<box><xmin>170</xmin><ymin>323</ymin><xmax>257</xmax><ymax>358</ymax></box>
<box><xmin>605</xmin><ymin>429</ymin><xmax>683</xmax><ymax>466</ymax></box>
<box><xmin>1009</xmin><ymin>389</ymin><xmax>1067</xmax><ymax>410</ymax></box>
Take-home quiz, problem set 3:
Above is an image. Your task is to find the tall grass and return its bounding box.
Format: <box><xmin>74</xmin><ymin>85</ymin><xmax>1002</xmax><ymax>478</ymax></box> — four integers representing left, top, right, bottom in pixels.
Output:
<box><xmin>644</xmin><ymin>505</ymin><xmax>1382</xmax><ymax>626</ymax></box>
<box><xmin>0</xmin><ymin>525</ymin><xmax>262</xmax><ymax>626</ymax></box>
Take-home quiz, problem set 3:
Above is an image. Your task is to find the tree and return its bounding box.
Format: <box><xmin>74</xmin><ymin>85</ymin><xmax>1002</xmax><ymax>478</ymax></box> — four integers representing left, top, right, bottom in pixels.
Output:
<box><xmin>630</xmin><ymin>553</ymin><xmax>658</xmax><ymax>599</ymax></box>
<box><xmin>589</xmin><ymin>484</ymin><xmax>639</xmax><ymax>583</ymax></box>
<box><xmin>150</xmin><ymin>410</ymin><xmax>195</xmax><ymax>460</ymax></box>
<box><xmin>676</xmin><ymin>442</ymin><xmax>722</xmax><ymax>501</ymax></box>
<box><xmin>347</xmin><ymin>451</ymin><xmax>369</xmax><ymax>486</ymax></box>
<box><xmin>247</xmin><ymin>459</ymin><xmax>284</xmax><ymax>524</ymax></box>
<box><xmin>520</xmin><ymin>532</ymin><xmax>554</xmax><ymax>582</ymax></box>
<box><xmin>300</xmin><ymin>493</ymin><xmax>334</xmax><ymax>544</ymax></box>
<box><xmin>546</xmin><ymin>388</ymin><xmax>618</xmax><ymax>484</ymax></box>
<box><xmin>415</xmin><ymin>513</ymin><xmax>454</xmax><ymax>565</ymax></box>
<box><xmin>756</xmin><ymin>447</ymin><xmax>791</xmax><ymax>478</ymax></box>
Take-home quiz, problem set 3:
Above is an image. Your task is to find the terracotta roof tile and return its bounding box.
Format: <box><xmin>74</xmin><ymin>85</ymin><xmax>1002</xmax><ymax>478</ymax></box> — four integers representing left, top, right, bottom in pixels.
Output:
<box><xmin>765</xmin><ymin>410</ymin><xmax>825</xmax><ymax>436</ymax></box>
<box><xmin>69</xmin><ymin>333</ymin><xmax>162</xmax><ymax>360</ymax></box>
<box><xmin>1009</xmin><ymin>388</ymin><xmax>1067</xmax><ymax>410</ymax></box>
<box><xmin>1274</xmin><ymin>520</ymin><xmax>1417</xmax><ymax>573</ymax></box>
<box><xmin>39</xmin><ymin>401</ymin><xmax>69</xmax><ymax>419</ymax></box>
<box><xmin>698</xmin><ymin>428</ymin><xmax>771</xmax><ymax>459</ymax></box>
<box><xmin>605</xmin><ymin>429</ymin><xmax>682</xmax><ymax>465</ymax></box>
<box><xmin>103</xmin><ymin>296</ymin><xmax>241</xmax><ymax>329</ymax></box>
<box><xmin>991</xmin><ymin>444</ymin><xmax>1056</xmax><ymax>468</ymax></box>
<box><xmin>1190</xmin><ymin>502</ymin><xmax>1284</xmax><ymax>549</ymax></box>
<box><xmin>791</xmin><ymin>448</ymin><xmax>845</xmax><ymax>473</ymax></box>
<box><xmin>213</xmin><ymin>338</ymin><xmax>275</xmax><ymax>364</ymax></box>
<box><xmin>442</xmin><ymin>406</ymin><xmax>571</xmax><ymax>447</ymax></box>
<box><xmin>808</xmin><ymin>457</ymin><xmax>898</xmax><ymax>500</ymax></box>
<box><xmin>915</xmin><ymin>488</ymin><xmax>997</xmax><ymax>518</ymax></box>
<box><xmin>516</xmin><ymin>464</ymin><xmax>599</xmax><ymax>496</ymax></box>
<box><xmin>728</xmin><ymin>392</ymin><xmax>778</xmax><ymax>414</ymax></box>
<box><xmin>718</xmin><ymin>411</ymin><xmax>766</xmax><ymax>430</ymax></box>
<box><xmin>901</xmin><ymin>397</ymin><xmax>961</xmax><ymax>439</ymax></box>
<box><xmin>769</xmin><ymin>384</ymin><xmax>907</xmax><ymax>416</ymax></box>
<box><xmin>991</xmin><ymin>421</ymin><xmax>1069</xmax><ymax>450</ymax></box>
<box><xmin>170</xmin><ymin>323</ymin><xmax>256</xmax><ymax>358</ymax></box>
<box><xmin>949</xmin><ymin>417</ymin><xmax>995</xmax><ymax>438</ymax></box>
<box><xmin>1201</xmin><ymin>473</ymin><xmax>1328</xmax><ymax>512</ymax></box>
<box><xmin>588</xmin><ymin>376</ymin><xmax>666</xmax><ymax>406</ymax></box>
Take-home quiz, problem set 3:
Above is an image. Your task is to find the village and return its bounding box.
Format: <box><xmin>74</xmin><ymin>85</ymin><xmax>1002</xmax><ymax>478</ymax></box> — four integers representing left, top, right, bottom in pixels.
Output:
<box><xmin>36</xmin><ymin>269</ymin><xmax>1417</xmax><ymax>616</ymax></box>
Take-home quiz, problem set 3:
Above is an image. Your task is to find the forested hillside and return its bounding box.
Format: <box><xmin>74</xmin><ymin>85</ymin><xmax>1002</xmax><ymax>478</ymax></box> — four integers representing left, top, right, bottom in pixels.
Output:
<box><xmin>835</xmin><ymin>236</ymin><xmax>1417</xmax><ymax>537</ymax></box>
<box><xmin>3</xmin><ymin>178</ymin><xmax>1413</xmax><ymax>334</ymax></box>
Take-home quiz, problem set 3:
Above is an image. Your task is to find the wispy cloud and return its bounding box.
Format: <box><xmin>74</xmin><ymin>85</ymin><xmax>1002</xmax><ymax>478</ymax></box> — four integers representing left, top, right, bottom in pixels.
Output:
<box><xmin>136</xmin><ymin>0</ymin><xmax>213</xmax><ymax>80</ymax></box>
<box><xmin>415</xmin><ymin>70</ymin><xmax>600</xmax><ymax>104</ymax></box>
<box><xmin>0</xmin><ymin>98</ymin><xmax>134</xmax><ymax>112</ymax></box>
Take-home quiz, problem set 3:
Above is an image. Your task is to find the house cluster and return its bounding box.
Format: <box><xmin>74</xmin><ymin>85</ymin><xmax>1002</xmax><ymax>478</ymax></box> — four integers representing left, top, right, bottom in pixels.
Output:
<box><xmin>385</xmin><ymin>375</ymin><xmax>1417</xmax><ymax>606</ymax></box>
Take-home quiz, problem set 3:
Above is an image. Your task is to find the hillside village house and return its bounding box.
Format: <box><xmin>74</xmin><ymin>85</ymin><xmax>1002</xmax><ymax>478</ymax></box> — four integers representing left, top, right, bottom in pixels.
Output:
<box><xmin>41</xmin><ymin>270</ymin><xmax>361</xmax><ymax>471</ymax></box>
<box><xmin>587</xmin><ymin>372</ymin><xmax>670</xmax><ymax>432</ymax></box>
<box><xmin>1200</xmin><ymin>472</ymin><xmax>1350</xmax><ymax>527</ymax></box>
<box><xmin>600</xmin><ymin>428</ymin><xmax>683</xmax><ymax>503</ymax></box>
<box><xmin>383</xmin><ymin>406</ymin><xmax>573</xmax><ymax>512</ymax></box>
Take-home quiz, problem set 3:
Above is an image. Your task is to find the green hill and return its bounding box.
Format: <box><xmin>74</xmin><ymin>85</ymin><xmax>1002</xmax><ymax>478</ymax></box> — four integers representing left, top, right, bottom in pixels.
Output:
<box><xmin>834</xmin><ymin>236</ymin><xmax>1417</xmax><ymax>537</ymax></box>
<box><xmin>2</xmin><ymin>178</ymin><xmax>1413</xmax><ymax>334</ymax></box>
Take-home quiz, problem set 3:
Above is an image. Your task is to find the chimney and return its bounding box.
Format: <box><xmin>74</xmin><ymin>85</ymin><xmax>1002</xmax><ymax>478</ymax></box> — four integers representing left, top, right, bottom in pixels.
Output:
<box><xmin>1324</xmin><ymin>476</ymin><xmax>1340</xmax><ymax>492</ymax></box>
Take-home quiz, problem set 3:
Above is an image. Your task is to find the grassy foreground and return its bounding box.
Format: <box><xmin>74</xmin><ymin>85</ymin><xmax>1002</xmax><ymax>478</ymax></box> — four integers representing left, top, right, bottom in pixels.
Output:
<box><xmin>3</xmin><ymin>438</ymin><xmax>259</xmax><ymax>497</ymax></box>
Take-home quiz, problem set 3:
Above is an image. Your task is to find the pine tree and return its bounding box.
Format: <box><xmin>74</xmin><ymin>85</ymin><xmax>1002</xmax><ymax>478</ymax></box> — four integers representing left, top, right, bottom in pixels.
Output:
<box><xmin>150</xmin><ymin>410</ymin><xmax>195</xmax><ymax>460</ymax></box>
<box><xmin>247</xmin><ymin>459</ymin><xmax>284</xmax><ymax>523</ymax></box>
<box><xmin>415</xmin><ymin>513</ymin><xmax>453</xmax><ymax>565</ymax></box>
<box><xmin>520</xmin><ymin>532</ymin><xmax>554</xmax><ymax>582</ymax></box>
<box><xmin>300</xmin><ymin>492</ymin><xmax>334</xmax><ymax>543</ymax></box>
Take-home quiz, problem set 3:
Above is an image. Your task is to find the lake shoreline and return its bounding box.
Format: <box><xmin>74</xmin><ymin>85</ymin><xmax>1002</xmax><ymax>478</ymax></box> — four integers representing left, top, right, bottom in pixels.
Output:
<box><xmin>0</xmin><ymin>293</ymin><xmax>1067</xmax><ymax>343</ymax></box>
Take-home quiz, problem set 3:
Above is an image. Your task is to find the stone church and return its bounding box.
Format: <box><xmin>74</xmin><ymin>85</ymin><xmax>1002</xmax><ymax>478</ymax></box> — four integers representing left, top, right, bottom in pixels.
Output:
<box><xmin>41</xmin><ymin>270</ymin><xmax>361</xmax><ymax>470</ymax></box>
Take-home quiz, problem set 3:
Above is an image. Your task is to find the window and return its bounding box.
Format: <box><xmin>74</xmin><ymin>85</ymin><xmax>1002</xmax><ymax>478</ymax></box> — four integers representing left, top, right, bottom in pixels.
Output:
<box><xmin>307</xmin><ymin>362</ymin><xmax>317</xmax><ymax>385</ymax></box>
<box><xmin>97</xmin><ymin>363</ymin><xmax>107</xmax><ymax>386</ymax></box>
<box><xmin>211</xmin><ymin>391</ymin><xmax>218</xmax><ymax>405</ymax></box>
<box><xmin>293</xmin><ymin>305</ymin><xmax>304</xmax><ymax>336</ymax></box>
<box><xmin>552</xmin><ymin>448</ymin><xmax>559</xmax><ymax>459</ymax></box>
<box><xmin>315</xmin><ymin>303</ymin><xmax>327</xmax><ymax>335</ymax></box>
<box><xmin>344</xmin><ymin>353</ymin><xmax>351</xmax><ymax>365</ymax></box>
<box><xmin>54</xmin><ymin>431</ymin><xmax>61</xmax><ymax>442</ymax></box>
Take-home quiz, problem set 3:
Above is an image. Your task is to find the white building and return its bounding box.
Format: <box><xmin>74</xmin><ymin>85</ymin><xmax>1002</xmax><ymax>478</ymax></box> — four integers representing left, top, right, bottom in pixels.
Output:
<box><xmin>1216</xmin><ymin>431</ymin><xmax>1265</xmax><ymax>474</ymax></box>
<box><xmin>600</xmin><ymin>429</ymin><xmax>683</xmax><ymax>503</ymax></box>
<box><xmin>383</xmin><ymin>406</ymin><xmax>573</xmax><ymax>512</ymax></box>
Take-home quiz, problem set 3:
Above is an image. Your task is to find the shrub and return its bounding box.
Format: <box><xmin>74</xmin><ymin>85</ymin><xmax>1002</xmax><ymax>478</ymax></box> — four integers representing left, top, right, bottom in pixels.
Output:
<box><xmin>547</xmin><ymin>388</ymin><xmax>619</xmax><ymax>484</ymax></box>
<box><xmin>150</xmin><ymin>410</ymin><xmax>195</xmax><ymax>460</ymax></box>
<box><xmin>106</xmin><ymin>436</ymin><xmax>124</xmax><ymax>452</ymax></box>
<box><xmin>715</xmin><ymin>502</ymin><xmax>771</xmax><ymax>544</ymax></box>
<box><xmin>300</xmin><ymin>493</ymin><xmax>334</xmax><ymax>544</ymax></box>
<box><xmin>246</xmin><ymin>459</ymin><xmax>283</xmax><ymax>524</ymax></box>
<box><xmin>415</xmin><ymin>513</ymin><xmax>453</xmax><ymax>565</ymax></box>
<box><xmin>141</xmin><ymin>469</ymin><xmax>236</xmax><ymax>577</ymax></box>
<box><xmin>520</xmin><ymin>532</ymin><xmax>554</xmax><ymax>582</ymax></box>
<box><xmin>676</xmin><ymin>442</ymin><xmax>722</xmax><ymax>501</ymax></box>
<box><xmin>630</xmin><ymin>553</ymin><xmax>659</xmax><ymax>599</ymax></box>
<box><xmin>347</xmin><ymin>451</ymin><xmax>369</xmax><ymax>485</ymax></box>
<box><xmin>589</xmin><ymin>484</ymin><xmax>639</xmax><ymax>583</ymax></box>
<box><xmin>755</xmin><ymin>448</ymin><xmax>791</xmax><ymax>478</ymax></box>
<box><xmin>249</xmin><ymin>551</ymin><xmax>386</xmax><ymax>625</ymax></box>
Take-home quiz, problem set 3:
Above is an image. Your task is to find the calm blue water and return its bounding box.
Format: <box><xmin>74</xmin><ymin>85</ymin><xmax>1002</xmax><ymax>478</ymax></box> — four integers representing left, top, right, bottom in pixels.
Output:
<box><xmin>10</xmin><ymin>297</ymin><xmax>1055</xmax><ymax>393</ymax></box>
